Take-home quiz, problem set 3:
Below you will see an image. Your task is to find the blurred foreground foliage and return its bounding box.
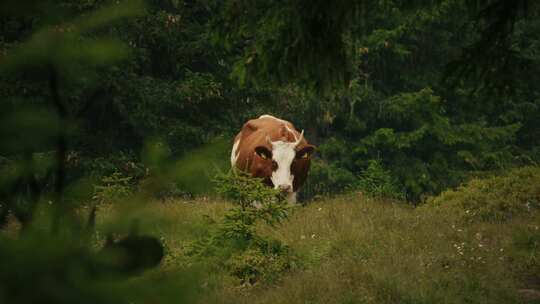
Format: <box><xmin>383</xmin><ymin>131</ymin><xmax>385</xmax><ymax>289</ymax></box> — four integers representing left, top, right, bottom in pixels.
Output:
<box><xmin>0</xmin><ymin>2</ymin><xmax>202</xmax><ymax>303</ymax></box>
<box><xmin>0</xmin><ymin>218</ymin><xmax>198</xmax><ymax>304</ymax></box>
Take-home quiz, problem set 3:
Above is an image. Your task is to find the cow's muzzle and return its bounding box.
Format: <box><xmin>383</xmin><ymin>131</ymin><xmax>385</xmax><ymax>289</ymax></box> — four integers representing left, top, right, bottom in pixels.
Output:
<box><xmin>277</xmin><ymin>184</ymin><xmax>292</xmax><ymax>193</ymax></box>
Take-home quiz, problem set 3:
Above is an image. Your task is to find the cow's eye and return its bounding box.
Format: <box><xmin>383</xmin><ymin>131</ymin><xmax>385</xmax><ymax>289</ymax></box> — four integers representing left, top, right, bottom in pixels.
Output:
<box><xmin>296</xmin><ymin>151</ymin><xmax>309</xmax><ymax>159</ymax></box>
<box><xmin>296</xmin><ymin>146</ymin><xmax>315</xmax><ymax>160</ymax></box>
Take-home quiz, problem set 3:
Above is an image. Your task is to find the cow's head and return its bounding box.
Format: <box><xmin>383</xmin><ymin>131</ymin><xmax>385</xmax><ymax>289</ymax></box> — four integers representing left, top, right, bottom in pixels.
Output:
<box><xmin>254</xmin><ymin>130</ymin><xmax>315</xmax><ymax>193</ymax></box>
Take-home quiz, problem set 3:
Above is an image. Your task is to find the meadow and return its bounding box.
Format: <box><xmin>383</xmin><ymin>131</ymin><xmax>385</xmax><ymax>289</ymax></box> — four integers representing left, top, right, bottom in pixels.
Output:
<box><xmin>90</xmin><ymin>166</ymin><xmax>540</xmax><ymax>304</ymax></box>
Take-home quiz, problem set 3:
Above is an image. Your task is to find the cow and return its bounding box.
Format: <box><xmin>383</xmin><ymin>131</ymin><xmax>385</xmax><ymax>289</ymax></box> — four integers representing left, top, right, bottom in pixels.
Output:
<box><xmin>230</xmin><ymin>114</ymin><xmax>315</xmax><ymax>204</ymax></box>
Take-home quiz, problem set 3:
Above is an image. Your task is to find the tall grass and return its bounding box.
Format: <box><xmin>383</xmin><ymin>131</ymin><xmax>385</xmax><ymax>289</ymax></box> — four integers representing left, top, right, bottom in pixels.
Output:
<box><xmin>93</xmin><ymin>166</ymin><xmax>540</xmax><ymax>304</ymax></box>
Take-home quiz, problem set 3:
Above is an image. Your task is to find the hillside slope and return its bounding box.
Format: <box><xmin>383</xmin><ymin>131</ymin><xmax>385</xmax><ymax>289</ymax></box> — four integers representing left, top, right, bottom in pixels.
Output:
<box><xmin>121</xmin><ymin>166</ymin><xmax>540</xmax><ymax>303</ymax></box>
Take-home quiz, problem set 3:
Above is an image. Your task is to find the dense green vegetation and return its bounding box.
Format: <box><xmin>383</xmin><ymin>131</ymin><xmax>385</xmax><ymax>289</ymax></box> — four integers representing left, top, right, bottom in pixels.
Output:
<box><xmin>2</xmin><ymin>0</ymin><xmax>539</xmax><ymax>202</ymax></box>
<box><xmin>1</xmin><ymin>0</ymin><xmax>539</xmax><ymax>303</ymax></box>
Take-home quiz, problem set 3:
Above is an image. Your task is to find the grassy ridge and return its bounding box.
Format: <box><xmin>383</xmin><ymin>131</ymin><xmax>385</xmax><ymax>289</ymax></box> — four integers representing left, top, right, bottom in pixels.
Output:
<box><xmin>100</xmin><ymin>167</ymin><xmax>540</xmax><ymax>303</ymax></box>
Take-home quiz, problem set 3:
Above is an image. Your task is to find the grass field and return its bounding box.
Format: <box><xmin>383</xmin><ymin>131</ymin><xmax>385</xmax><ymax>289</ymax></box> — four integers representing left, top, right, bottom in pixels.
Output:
<box><xmin>93</xmin><ymin>167</ymin><xmax>540</xmax><ymax>304</ymax></box>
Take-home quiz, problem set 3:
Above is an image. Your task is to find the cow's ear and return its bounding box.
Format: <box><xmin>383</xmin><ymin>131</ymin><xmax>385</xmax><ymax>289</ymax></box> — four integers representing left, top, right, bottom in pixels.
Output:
<box><xmin>296</xmin><ymin>145</ymin><xmax>315</xmax><ymax>159</ymax></box>
<box><xmin>255</xmin><ymin>146</ymin><xmax>272</xmax><ymax>160</ymax></box>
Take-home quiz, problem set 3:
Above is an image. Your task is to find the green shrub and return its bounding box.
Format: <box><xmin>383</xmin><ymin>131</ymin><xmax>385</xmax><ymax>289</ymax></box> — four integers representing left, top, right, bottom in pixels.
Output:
<box><xmin>188</xmin><ymin>170</ymin><xmax>297</xmax><ymax>285</ymax></box>
<box><xmin>227</xmin><ymin>243</ymin><xmax>296</xmax><ymax>285</ymax></box>
<box><xmin>69</xmin><ymin>152</ymin><xmax>146</xmax><ymax>185</ymax></box>
<box><xmin>302</xmin><ymin>159</ymin><xmax>405</xmax><ymax>201</ymax></box>
<box><xmin>302</xmin><ymin>158</ymin><xmax>359</xmax><ymax>200</ymax></box>
<box><xmin>92</xmin><ymin>172</ymin><xmax>133</xmax><ymax>204</ymax></box>
<box><xmin>424</xmin><ymin>166</ymin><xmax>540</xmax><ymax>222</ymax></box>
<box><xmin>358</xmin><ymin>160</ymin><xmax>405</xmax><ymax>200</ymax></box>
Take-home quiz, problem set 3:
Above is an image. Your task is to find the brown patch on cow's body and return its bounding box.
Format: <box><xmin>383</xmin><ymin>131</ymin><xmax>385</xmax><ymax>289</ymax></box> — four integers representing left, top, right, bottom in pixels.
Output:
<box><xmin>232</xmin><ymin>115</ymin><xmax>314</xmax><ymax>192</ymax></box>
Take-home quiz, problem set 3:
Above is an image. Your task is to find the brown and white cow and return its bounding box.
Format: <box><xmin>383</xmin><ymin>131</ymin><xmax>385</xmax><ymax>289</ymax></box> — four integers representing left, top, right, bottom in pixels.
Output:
<box><xmin>230</xmin><ymin>114</ymin><xmax>315</xmax><ymax>204</ymax></box>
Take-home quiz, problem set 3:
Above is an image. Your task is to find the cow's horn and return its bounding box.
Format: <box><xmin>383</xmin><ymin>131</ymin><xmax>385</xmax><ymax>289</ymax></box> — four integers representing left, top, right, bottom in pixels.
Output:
<box><xmin>295</xmin><ymin>130</ymin><xmax>304</xmax><ymax>146</ymax></box>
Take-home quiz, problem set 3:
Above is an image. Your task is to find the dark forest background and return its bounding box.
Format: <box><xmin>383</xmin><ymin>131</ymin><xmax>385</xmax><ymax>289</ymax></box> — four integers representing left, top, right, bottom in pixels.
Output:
<box><xmin>3</xmin><ymin>0</ymin><xmax>539</xmax><ymax>204</ymax></box>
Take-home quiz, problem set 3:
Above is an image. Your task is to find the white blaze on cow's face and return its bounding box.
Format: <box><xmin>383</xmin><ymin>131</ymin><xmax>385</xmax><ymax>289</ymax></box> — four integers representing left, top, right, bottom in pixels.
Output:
<box><xmin>269</xmin><ymin>140</ymin><xmax>296</xmax><ymax>192</ymax></box>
